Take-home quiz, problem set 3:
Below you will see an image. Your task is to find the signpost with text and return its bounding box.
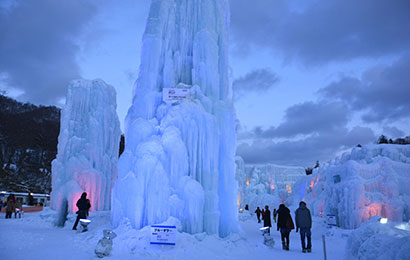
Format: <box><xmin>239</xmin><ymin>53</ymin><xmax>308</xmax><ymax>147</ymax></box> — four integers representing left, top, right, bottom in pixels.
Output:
<box><xmin>150</xmin><ymin>225</ymin><xmax>176</xmax><ymax>245</ymax></box>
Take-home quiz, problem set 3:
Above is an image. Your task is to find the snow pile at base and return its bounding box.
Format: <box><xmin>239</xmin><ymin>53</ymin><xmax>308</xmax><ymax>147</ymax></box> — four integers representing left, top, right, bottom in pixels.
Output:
<box><xmin>51</xmin><ymin>79</ymin><xmax>121</xmax><ymax>213</ymax></box>
<box><xmin>344</xmin><ymin>217</ymin><xmax>410</xmax><ymax>260</ymax></box>
<box><xmin>0</xmin><ymin>207</ymin><xmax>351</xmax><ymax>260</ymax></box>
<box><xmin>235</xmin><ymin>156</ymin><xmax>305</xmax><ymax>212</ymax></box>
<box><xmin>112</xmin><ymin>0</ymin><xmax>238</xmax><ymax>237</ymax></box>
<box><xmin>291</xmin><ymin>144</ymin><xmax>410</xmax><ymax>229</ymax></box>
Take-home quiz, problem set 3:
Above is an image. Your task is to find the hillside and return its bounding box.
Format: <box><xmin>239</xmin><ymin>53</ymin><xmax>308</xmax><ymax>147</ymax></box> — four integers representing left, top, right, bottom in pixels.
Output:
<box><xmin>0</xmin><ymin>94</ymin><xmax>60</xmax><ymax>193</ymax></box>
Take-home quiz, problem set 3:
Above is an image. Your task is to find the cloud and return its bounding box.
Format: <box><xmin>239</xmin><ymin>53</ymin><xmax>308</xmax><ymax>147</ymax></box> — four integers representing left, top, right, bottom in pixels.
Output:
<box><xmin>232</xmin><ymin>68</ymin><xmax>279</xmax><ymax>100</ymax></box>
<box><xmin>251</xmin><ymin>101</ymin><xmax>350</xmax><ymax>138</ymax></box>
<box><xmin>319</xmin><ymin>54</ymin><xmax>410</xmax><ymax>123</ymax></box>
<box><xmin>382</xmin><ymin>126</ymin><xmax>405</xmax><ymax>139</ymax></box>
<box><xmin>230</xmin><ymin>0</ymin><xmax>410</xmax><ymax>64</ymax></box>
<box><xmin>0</xmin><ymin>0</ymin><xmax>98</xmax><ymax>105</ymax></box>
<box><xmin>237</xmin><ymin>126</ymin><xmax>375</xmax><ymax>166</ymax></box>
<box><xmin>236</xmin><ymin>99</ymin><xmax>376</xmax><ymax>166</ymax></box>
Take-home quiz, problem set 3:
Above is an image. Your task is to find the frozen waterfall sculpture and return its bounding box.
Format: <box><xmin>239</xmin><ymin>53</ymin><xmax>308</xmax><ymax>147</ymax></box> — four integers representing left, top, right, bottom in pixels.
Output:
<box><xmin>51</xmin><ymin>79</ymin><xmax>121</xmax><ymax>218</ymax></box>
<box><xmin>111</xmin><ymin>0</ymin><xmax>238</xmax><ymax>237</ymax></box>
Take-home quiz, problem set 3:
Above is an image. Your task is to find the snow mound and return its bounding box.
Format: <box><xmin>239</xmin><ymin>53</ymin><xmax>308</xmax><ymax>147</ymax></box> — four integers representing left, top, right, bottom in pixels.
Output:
<box><xmin>51</xmin><ymin>79</ymin><xmax>121</xmax><ymax>213</ymax></box>
<box><xmin>345</xmin><ymin>217</ymin><xmax>410</xmax><ymax>260</ymax></box>
<box><xmin>292</xmin><ymin>144</ymin><xmax>410</xmax><ymax>229</ymax></box>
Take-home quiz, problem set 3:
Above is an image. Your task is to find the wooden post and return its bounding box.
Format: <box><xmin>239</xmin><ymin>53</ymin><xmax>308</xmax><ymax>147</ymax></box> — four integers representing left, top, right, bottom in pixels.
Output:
<box><xmin>322</xmin><ymin>235</ymin><xmax>327</xmax><ymax>260</ymax></box>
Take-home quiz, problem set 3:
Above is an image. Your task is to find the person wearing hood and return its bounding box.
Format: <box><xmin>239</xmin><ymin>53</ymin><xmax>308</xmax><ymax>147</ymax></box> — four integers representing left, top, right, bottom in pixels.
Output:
<box><xmin>72</xmin><ymin>192</ymin><xmax>91</xmax><ymax>230</ymax></box>
<box><xmin>277</xmin><ymin>203</ymin><xmax>294</xmax><ymax>250</ymax></box>
<box><xmin>295</xmin><ymin>201</ymin><xmax>312</xmax><ymax>253</ymax></box>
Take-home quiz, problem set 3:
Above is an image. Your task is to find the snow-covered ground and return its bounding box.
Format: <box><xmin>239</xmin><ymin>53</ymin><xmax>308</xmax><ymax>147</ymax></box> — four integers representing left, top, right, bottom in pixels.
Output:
<box><xmin>0</xmin><ymin>208</ymin><xmax>349</xmax><ymax>260</ymax></box>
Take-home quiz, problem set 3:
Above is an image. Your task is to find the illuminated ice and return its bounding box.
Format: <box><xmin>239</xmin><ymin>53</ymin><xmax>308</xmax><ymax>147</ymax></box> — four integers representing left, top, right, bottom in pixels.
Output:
<box><xmin>235</xmin><ymin>156</ymin><xmax>305</xmax><ymax>211</ymax></box>
<box><xmin>51</xmin><ymin>79</ymin><xmax>121</xmax><ymax>213</ymax></box>
<box><xmin>111</xmin><ymin>0</ymin><xmax>238</xmax><ymax>237</ymax></box>
<box><xmin>292</xmin><ymin>144</ymin><xmax>410</xmax><ymax>229</ymax></box>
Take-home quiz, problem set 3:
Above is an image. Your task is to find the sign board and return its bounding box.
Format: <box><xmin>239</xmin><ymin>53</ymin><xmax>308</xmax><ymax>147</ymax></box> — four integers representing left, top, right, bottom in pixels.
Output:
<box><xmin>162</xmin><ymin>88</ymin><xmax>191</xmax><ymax>104</ymax></box>
<box><xmin>326</xmin><ymin>214</ymin><xmax>337</xmax><ymax>227</ymax></box>
<box><xmin>150</xmin><ymin>225</ymin><xmax>176</xmax><ymax>245</ymax></box>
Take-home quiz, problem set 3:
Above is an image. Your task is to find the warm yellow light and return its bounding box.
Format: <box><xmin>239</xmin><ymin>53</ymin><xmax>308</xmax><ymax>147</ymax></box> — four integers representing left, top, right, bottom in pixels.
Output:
<box><xmin>270</xmin><ymin>184</ymin><xmax>275</xmax><ymax>190</ymax></box>
<box><xmin>286</xmin><ymin>184</ymin><xmax>292</xmax><ymax>194</ymax></box>
<box><xmin>246</xmin><ymin>179</ymin><xmax>250</xmax><ymax>186</ymax></box>
<box><xmin>380</xmin><ymin>218</ymin><xmax>388</xmax><ymax>224</ymax></box>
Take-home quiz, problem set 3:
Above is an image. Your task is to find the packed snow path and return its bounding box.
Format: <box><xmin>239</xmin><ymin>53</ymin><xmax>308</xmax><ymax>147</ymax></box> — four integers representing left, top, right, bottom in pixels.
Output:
<box><xmin>0</xmin><ymin>209</ymin><xmax>348</xmax><ymax>259</ymax></box>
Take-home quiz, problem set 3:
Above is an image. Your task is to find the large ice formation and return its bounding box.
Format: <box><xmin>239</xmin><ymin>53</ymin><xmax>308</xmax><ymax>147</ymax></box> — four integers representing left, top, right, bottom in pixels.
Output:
<box><xmin>51</xmin><ymin>79</ymin><xmax>121</xmax><ymax>213</ymax></box>
<box><xmin>291</xmin><ymin>144</ymin><xmax>410</xmax><ymax>229</ymax></box>
<box><xmin>235</xmin><ymin>156</ymin><xmax>305</xmax><ymax>212</ymax></box>
<box><xmin>111</xmin><ymin>0</ymin><xmax>238</xmax><ymax>237</ymax></box>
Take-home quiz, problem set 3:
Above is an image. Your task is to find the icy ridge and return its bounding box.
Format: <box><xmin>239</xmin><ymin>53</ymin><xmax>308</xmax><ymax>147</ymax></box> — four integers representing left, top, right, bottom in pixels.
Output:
<box><xmin>291</xmin><ymin>144</ymin><xmax>410</xmax><ymax>229</ymax></box>
<box><xmin>235</xmin><ymin>156</ymin><xmax>305</xmax><ymax>212</ymax></box>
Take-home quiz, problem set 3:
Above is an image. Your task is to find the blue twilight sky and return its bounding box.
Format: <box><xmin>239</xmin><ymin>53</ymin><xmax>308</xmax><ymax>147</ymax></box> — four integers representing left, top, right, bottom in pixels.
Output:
<box><xmin>1</xmin><ymin>0</ymin><xmax>409</xmax><ymax>167</ymax></box>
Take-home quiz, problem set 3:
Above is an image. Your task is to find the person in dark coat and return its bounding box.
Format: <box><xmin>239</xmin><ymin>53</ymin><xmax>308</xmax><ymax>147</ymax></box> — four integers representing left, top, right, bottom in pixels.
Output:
<box><xmin>5</xmin><ymin>194</ymin><xmax>16</xmax><ymax>219</ymax></box>
<box><xmin>254</xmin><ymin>207</ymin><xmax>262</xmax><ymax>223</ymax></box>
<box><xmin>273</xmin><ymin>208</ymin><xmax>277</xmax><ymax>223</ymax></box>
<box><xmin>72</xmin><ymin>192</ymin><xmax>91</xmax><ymax>230</ymax></box>
<box><xmin>263</xmin><ymin>205</ymin><xmax>272</xmax><ymax>234</ymax></box>
<box><xmin>277</xmin><ymin>203</ymin><xmax>294</xmax><ymax>250</ymax></box>
<box><xmin>295</xmin><ymin>201</ymin><xmax>312</xmax><ymax>253</ymax></box>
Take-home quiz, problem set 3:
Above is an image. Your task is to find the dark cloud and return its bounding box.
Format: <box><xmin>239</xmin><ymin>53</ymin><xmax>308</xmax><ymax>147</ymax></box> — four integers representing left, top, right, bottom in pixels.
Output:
<box><xmin>232</xmin><ymin>68</ymin><xmax>279</xmax><ymax>100</ymax></box>
<box><xmin>230</xmin><ymin>0</ymin><xmax>410</xmax><ymax>64</ymax></box>
<box><xmin>319</xmin><ymin>54</ymin><xmax>410</xmax><ymax>123</ymax></box>
<box><xmin>252</xmin><ymin>101</ymin><xmax>350</xmax><ymax>138</ymax></box>
<box><xmin>237</xmin><ymin>126</ymin><xmax>375</xmax><ymax>166</ymax></box>
<box><xmin>0</xmin><ymin>0</ymin><xmax>97</xmax><ymax>105</ymax></box>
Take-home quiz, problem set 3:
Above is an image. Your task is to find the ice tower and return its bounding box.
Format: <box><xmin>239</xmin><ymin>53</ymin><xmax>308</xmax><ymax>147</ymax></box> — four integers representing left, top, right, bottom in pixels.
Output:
<box><xmin>51</xmin><ymin>79</ymin><xmax>121</xmax><ymax>213</ymax></box>
<box><xmin>111</xmin><ymin>0</ymin><xmax>238</xmax><ymax>237</ymax></box>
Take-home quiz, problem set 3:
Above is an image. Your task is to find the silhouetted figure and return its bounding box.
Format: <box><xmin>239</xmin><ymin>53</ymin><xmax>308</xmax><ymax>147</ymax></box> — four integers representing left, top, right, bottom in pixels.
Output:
<box><xmin>5</xmin><ymin>194</ymin><xmax>16</xmax><ymax>219</ymax></box>
<box><xmin>273</xmin><ymin>208</ymin><xmax>277</xmax><ymax>223</ymax></box>
<box><xmin>255</xmin><ymin>207</ymin><xmax>262</xmax><ymax>223</ymax></box>
<box><xmin>28</xmin><ymin>193</ymin><xmax>34</xmax><ymax>206</ymax></box>
<box><xmin>263</xmin><ymin>205</ymin><xmax>272</xmax><ymax>234</ymax></box>
<box><xmin>296</xmin><ymin>201</ymin><xmax>312</xmax><ymax>253</ymax></box>
<box><xmin>277</xmin><ymin>204</ymin><xmax>294</xmax><ymax>250</ymax></box>
<box><xmin>72</xmin><ymin>192</ymin><xmax>91</xmax><ymax>230</ymax></box>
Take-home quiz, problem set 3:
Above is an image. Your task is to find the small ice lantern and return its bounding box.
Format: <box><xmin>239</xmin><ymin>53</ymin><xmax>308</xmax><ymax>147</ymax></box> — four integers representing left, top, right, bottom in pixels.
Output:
<box><xmin>379</xmin><ymin>218</ymin><xmax>388</xmax><ymax>224</ymax></box>
<box><xmin>259</xmin><ymin>226</ymin><xmax>270</xmax><ymax>235</ymax></box>
<box><xmin>80</xmin><ymin>219</ymin><xmax>91</xmax><ymax>232</ymax></box>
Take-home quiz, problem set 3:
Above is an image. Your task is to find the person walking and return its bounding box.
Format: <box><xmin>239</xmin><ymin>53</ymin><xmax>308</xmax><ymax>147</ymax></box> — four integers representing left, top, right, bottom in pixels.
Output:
<box><xmin>295</xmin><ymin>201</ymin><xmax>312</xmax><ymax>253</ymax></box>
<box><xmin>263</xmin><ymin>205</ymin><xmax>272</xmax><ymax>234</ymax></box>
<box><xmin>255</xmin><ymin>207</ymin><xmax>262</xmax><ymax>223</ymax></box>
<box><xmin>277</xmin><ymin>203</ymin><xmax>294</xmax><ymax>250</ymax></box>
<box><xmin>0</xmin><ymin>198</ymin><xmax>3</xmax><ymax>212</ymax></box>
<box><xmin>273</xmin><ymin>208</ymin><xmax>277</xmax><ymax>223</ymax></box>
<box><xmin>5</xmin><ymin>194</ymin><xmax>16</xmax><ymax>219</ymax></box>
<box><xmin>72</xmin><ymin>192</ymin><xmax>91</xmax><ymax>230</ymax></box>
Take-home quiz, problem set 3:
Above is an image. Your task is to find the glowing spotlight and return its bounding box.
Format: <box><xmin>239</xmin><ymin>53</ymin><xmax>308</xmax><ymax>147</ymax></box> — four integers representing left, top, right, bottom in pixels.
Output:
<box><xmin>259</xmin><ymin>226</ymin><xmax>270</xmax><ymax>236</ymax></box>
<box><xmin>379</xmin><ymin>218</ymin><xmax>388</xmax><ymax>224</ymax></box>
<box><xmin>80</xmin><ymin>219</ymin><xmax>91</xmax><ymax>232</ymax></box>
